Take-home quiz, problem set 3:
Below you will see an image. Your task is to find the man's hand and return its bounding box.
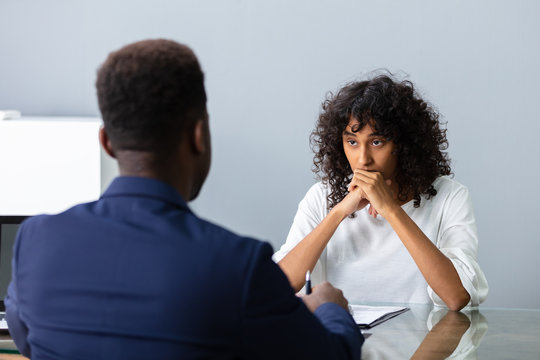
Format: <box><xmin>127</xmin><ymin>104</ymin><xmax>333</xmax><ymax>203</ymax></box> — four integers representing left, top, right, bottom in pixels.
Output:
<box><xmin>348</xmin><ymin>170</ymin><xmax>397</xmax><ymax>218</ymax></box>
<box><xmin>302</xmin><ymin>282</ymin><xmax>349</xmax><ymax>313</ymax></box>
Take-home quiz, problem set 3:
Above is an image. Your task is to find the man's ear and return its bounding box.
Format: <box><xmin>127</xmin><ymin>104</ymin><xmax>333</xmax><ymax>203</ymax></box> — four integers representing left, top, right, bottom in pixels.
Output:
<box><xmin>99</xmin><ymin>127</ymin><xmax>116</xmax><ymax>159</ymax></box>
<box><xmin>192</xmin><ymin>120</ymin><xmax>206</xmax><ymax>154</ymax></box>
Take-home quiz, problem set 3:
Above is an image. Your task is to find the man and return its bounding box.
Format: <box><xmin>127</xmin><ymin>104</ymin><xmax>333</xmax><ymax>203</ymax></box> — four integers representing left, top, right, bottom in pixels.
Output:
<box><xmin>5</xmin><ymin>39</ymin><xmax>362</xmax><ymax>359</ymax></box>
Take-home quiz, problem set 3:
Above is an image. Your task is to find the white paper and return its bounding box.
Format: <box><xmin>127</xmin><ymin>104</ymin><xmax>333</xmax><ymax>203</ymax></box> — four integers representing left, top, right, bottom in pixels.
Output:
<box><xmin>350</xmin><ymin>305</ymin><xmax>408</xmax><ymax>326</ymax></box>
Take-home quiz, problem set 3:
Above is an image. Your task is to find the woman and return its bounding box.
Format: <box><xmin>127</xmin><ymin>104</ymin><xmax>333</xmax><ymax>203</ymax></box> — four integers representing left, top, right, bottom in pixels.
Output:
<box><xmin>274</xmin><ymin>74</ymin><xmax>488</xmax><ymax>310</ymax></box>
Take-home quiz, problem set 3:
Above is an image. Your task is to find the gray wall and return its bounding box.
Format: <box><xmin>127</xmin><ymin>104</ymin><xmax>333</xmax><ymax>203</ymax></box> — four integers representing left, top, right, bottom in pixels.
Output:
<box><xmin>1</xmin><ymin>0</ymin><xmax>539</xmax><ymax>309</ymax></box>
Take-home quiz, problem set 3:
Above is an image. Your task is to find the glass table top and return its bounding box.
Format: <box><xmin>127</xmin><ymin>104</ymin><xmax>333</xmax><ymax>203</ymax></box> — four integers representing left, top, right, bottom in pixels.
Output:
<box><xmin>1</xmin><ymin>305</ymin><xmax>539</xmax><ymax>359</ymax></box>
<box><xmin>360</xmin><ymin>304</ymin><xmax>540</xmax><ymax>359</ymax></box>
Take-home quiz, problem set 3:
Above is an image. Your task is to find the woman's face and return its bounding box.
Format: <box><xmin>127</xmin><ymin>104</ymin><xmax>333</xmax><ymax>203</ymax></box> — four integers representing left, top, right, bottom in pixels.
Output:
<box><xmin>342</xmin><ymin>117</ymin><xmax>398</xmax><ymax>182</ymax></box>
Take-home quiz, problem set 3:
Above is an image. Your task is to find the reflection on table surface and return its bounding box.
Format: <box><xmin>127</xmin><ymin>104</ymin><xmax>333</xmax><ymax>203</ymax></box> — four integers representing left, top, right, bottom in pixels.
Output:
<box><xmin>361</xmin><ymin>304</ymin><xmax>540</xmax><ymax>359</ymax></box>
<box><xmin>1</xmin><ymin>305</ymin><xmax>540</xmax><ymax>359</ymax></box>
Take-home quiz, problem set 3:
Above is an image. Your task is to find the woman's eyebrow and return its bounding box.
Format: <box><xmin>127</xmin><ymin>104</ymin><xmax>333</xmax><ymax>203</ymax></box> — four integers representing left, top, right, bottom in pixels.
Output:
<box><xmin>343</xmin><ymin>130</ymin><xmax>382</xmax><ymax>137</ymax></box>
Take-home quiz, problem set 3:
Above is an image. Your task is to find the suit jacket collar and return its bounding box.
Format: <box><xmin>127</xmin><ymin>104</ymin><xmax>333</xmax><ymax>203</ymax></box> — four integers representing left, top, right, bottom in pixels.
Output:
<box><xmin>101</xmin><ymin>176</ymin><xmax>191</xmax><ymax>212</ymax></box>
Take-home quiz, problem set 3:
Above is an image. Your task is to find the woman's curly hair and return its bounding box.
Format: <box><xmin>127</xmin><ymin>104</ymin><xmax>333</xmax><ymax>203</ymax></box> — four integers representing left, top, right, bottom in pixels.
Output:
<box><xmin>311</xmin><ymin>74</ymin><xmax>452</xmax><ymax>209</ymax></box>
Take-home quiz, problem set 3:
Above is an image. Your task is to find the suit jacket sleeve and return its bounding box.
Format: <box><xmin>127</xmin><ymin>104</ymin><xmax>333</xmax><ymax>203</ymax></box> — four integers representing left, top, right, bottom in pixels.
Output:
<box><xmin>240</xmin><ymin>241</ymin><xmax>363</xmax><ymax>359</ymax></box>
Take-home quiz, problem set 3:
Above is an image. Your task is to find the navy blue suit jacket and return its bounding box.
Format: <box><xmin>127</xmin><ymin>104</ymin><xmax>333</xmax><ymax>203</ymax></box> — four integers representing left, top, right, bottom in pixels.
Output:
<box><xmin>5</xmin><ymin>177</ymin><xmax>362</xmax><ymax>359</ymax></box>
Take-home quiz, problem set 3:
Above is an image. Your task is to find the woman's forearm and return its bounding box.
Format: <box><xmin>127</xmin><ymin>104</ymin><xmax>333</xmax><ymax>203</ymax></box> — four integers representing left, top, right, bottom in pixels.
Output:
<box><xmin>385</xmin><ymin>206</ymin><xmax>470</xmax><ymax>311</ymax></box>
<box><xmin>278</xmin><ymin>208</ymin><xmax>346</xmax><ymax>291</ymax></box>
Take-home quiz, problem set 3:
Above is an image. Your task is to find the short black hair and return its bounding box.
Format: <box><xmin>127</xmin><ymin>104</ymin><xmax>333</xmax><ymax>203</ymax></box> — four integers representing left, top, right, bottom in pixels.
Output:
<box><xmin>311</xmin><ymin>73</ymin><xmax>452</xmax><ymax>209</ymax></box>
<box><xmin>96</xmin><ymin>39</ymin><xmax>207</xmax><ymax>153</ymax></box>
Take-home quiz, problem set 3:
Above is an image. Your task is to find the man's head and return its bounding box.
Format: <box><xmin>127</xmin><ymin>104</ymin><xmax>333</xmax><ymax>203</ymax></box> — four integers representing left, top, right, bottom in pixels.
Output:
<box><xmin>311</xmin><ymin>73</ymin><xmax>452</xmax><ymax>209</ymax></box>
<box><xmin>96</xmin><ymin>39</ymin><xmax>207</xmax><ymax>153</ymax></box>
<box><xmin>96</xmin><ymin>39</ymin><xmax>210</xmax><ymax>200</ymax></box>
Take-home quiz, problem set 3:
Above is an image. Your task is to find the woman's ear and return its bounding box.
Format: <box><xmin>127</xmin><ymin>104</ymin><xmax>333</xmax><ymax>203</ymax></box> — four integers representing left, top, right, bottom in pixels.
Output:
<box><xmin>99</xmin><ymin>127</ymin><xmax>116</xmax><ymax>158</ymax></box>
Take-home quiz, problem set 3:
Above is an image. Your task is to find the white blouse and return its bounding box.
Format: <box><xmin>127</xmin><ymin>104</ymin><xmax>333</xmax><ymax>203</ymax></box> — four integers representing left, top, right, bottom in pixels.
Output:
<box><xmin>273</xmin><ymin>177</ymin><xmax>488</xmax><ymax>307</ymax></box>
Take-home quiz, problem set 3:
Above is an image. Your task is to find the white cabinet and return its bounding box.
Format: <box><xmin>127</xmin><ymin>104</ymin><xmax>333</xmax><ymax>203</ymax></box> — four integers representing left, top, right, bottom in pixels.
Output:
<box><xmin>0</xmin><ymin>117</ymin><xmax>118</xmax><ymax>216</ymax></box>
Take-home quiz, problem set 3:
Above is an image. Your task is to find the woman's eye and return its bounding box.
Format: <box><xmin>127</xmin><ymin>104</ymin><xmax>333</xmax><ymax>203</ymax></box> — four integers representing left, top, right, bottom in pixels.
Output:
<box><xmin>372</xmin><ymin>140</ymin><xmax>384</xmax><ymax>146</ymax></box>
<box><xmin>347</xmin><ymin>140</ymin><xmax>357</xmax><ymax>146</ymax></box>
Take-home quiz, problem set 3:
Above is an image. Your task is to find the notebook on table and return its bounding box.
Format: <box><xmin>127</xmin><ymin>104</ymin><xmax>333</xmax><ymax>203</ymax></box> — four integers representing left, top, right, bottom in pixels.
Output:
<box><xmin>350</xmin><ymin>305</ymin><xmax>409</xmax><ymax>329</ymax></box>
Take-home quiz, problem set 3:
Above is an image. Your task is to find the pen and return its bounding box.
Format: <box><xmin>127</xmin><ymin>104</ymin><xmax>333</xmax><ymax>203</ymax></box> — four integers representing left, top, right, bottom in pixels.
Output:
<box><xmin>305</xmin><ymin>270</ymin><xmax>312</xmax><ymax>295</ymax></box>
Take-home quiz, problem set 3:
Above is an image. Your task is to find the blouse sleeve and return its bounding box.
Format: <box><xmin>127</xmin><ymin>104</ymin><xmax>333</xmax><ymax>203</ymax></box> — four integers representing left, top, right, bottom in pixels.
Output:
<box><xmin>428</xmin><ymin>184</ymin><xmax>489</xmax><ymax>307</ymax></box>
<box><xmin>272</xmin><ymin>183</ymin><xmax>328</xmax><ymax>285</ymax></box>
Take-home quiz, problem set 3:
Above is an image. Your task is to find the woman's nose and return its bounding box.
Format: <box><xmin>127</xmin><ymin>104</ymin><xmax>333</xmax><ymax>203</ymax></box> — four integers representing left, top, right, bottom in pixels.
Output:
<box><xmin>356</xmin><ymin>146</ymin><xmax>373</xmax><ymax>168</ymax></box>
